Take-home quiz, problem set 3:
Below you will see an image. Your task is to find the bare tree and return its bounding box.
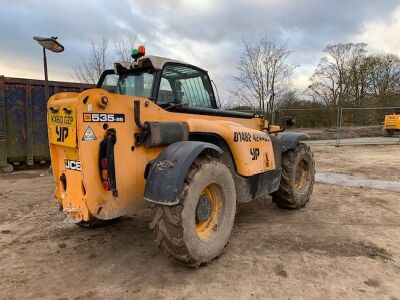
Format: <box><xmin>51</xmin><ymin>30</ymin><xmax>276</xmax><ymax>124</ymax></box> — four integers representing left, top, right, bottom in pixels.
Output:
<box><xmin>348</xmin><ymin>50</ymin><xmax>371</xmax><ymax>107</ymax></box>
<box><xmin>308</xmin><ymin>43</ymin><xmax>400</xmax><ymax>108</ymax></box>
<box><xmin>73</xmin><ymin>34</ymin><xmax>139</xmax><ymax>84</ymax></box>
<box><xmin>232</xmin><ymin>38</ymin><xmax>297</xmax><ymax>116</ymax></box>
<box><xmin>367</xmin><ymin>54</ymin><xmax>400</xmax><ymax>107</ymax></box>
<box><xmin>308</xmin><ymin>43</ymin><xmax>367</xmax><ymax>107</ymax></box>
<box><xmin>113</xmin><ymin>33</ymin><xmax>139</xmax><ymax>62</ymax></box>
<box><xmin>73</xmin><ymin>36</ymin><xmax>113</xmax><ymax>84</ymax></box>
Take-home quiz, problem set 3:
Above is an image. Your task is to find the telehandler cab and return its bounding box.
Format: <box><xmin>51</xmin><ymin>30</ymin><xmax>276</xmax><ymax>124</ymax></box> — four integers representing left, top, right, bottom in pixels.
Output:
<box><xmin>47</xmin><ymin>46</ymin><xmax>315</xmax><ymax>266</ymax></box>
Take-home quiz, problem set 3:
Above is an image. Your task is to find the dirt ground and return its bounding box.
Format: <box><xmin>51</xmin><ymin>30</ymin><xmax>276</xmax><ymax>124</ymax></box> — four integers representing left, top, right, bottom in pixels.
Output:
<box><xmin>1</xmin><ymin>144</ymin><xmax>400</xmax><ymax>300</ymax></box>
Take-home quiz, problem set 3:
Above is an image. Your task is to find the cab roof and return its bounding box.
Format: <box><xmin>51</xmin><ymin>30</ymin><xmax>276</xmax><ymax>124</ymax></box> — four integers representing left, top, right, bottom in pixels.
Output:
<box><xmin>113</xmin><ymin>55</ymin><xmax>207</xmax><ymax>74</ymax></box>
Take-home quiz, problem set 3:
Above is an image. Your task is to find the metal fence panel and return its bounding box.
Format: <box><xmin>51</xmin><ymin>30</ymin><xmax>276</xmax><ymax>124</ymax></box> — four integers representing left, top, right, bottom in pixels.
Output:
<box><xmin>273</xmin><ymin>108</ymin><xmax>339</xmax><ymax>128</ymax></box>
<box><xmin>243</xmin><ymin>106</ymin><xmax>399</xmax><ymax>146</ymax></box>
<box><xmin>337</xmin><ymin>107</ymin><xmax>400</xmax><ymax>146</ymax></box>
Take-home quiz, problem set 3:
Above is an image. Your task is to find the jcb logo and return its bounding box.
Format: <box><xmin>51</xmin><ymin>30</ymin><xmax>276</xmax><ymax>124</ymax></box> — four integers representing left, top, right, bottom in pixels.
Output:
<box><xmin>65</xmin><ymin>160</ymin><xmax>81</xmax><ymax>171</ymax></box>
<box><xmin>250</xmin><ymin>148</ymin><xmax>260</xmax><ymax>160</ymax></box>
<box><xmin>56</xmin><ymin>126</ymin><xmax>69</xmax><ymax>142</ymax></box>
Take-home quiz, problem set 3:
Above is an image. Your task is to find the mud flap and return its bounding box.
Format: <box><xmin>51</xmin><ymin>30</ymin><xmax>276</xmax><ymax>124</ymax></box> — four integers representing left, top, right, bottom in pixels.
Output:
<box><xmin>278</xmin><ymin>132</ymin><xmax>310</xmax><ymax>152</ymax></box>
<box><xmin>143</xmin><ymin>141</ymin><xmax>223</xmax><ymax>205</ymax></box>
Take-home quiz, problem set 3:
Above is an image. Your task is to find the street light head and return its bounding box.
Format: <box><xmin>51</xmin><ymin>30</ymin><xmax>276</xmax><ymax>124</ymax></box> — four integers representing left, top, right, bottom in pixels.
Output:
<box><xmin>33</xmin><ymin>36</ymin><xmax>64</xmax><ymax>53</ymax></box>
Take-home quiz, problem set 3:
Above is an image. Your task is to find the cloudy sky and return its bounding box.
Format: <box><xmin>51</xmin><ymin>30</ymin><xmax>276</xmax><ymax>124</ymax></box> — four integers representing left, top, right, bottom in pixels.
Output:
<box><xmin>1</xmin><ymin>0</ymin><xmax>400</xmax><ymax>99</ymax></box>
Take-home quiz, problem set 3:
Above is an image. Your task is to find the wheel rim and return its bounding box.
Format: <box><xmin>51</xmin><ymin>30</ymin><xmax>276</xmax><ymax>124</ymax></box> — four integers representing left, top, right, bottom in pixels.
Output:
<box><xmin>294</xmin><ymin>159</ymin><xmax>310</xmax><ymax>191</ymax></box>
<box><xmin>195</xmin><ymin>184</ymin><xmax>222</xmax><ymax>242</ymax></box>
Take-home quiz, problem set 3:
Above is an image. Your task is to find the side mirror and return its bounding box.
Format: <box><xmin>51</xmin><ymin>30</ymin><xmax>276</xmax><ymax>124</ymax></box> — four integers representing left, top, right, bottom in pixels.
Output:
<box><xmin>283</xmin><ymin>116</ymin><xmax>296</xmax><ymax>127</ymax></box>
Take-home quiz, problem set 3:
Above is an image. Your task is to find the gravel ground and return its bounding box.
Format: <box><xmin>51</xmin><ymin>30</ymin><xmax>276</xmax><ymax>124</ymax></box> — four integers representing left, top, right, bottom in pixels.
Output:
<box><xmin>1</xmin><ymin>144</ymin><xmax>400</xmax><ymax>299</ymax></box>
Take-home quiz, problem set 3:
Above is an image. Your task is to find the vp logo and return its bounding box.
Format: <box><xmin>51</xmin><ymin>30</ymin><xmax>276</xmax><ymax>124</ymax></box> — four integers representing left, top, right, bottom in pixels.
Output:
<box><xmin>56</xmin><ymin>126</ymin><xmax>69</xmax><ymax>142</ymax></box>
<box><xmin>250</xmin><ymin>148</ymin><xmax>260</xmax><ymax>160</ymax></box>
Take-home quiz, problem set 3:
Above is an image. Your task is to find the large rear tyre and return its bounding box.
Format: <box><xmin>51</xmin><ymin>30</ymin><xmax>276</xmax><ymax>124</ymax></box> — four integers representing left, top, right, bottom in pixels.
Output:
<box><xmin>272</xmin><ymin>143</ymin><xmax>315</xmax><ymax>209</ymax></box>
<box><xmin>150</xmin><ymin>156</ymin><xmax>236</xmax><ymax>267</ymax></box>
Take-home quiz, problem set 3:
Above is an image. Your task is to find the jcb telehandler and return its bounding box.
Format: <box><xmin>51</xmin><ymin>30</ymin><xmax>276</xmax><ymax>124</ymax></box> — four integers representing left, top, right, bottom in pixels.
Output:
<box><xmin>47</xmin><ymin>46</ymin><xmax>315</xmax><ymax>266</ymax></box>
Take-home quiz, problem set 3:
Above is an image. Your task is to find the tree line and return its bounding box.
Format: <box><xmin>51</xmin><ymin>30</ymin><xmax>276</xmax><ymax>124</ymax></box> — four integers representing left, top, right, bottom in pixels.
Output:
<box><xmin>307</xmin><ymin>43</ymin><xmax>400</xmax><ymax>108</ymax></box>
<box><xmin>231</xmin><ymin>41</ymin><xmax>400</xmax><ymax>114</ymax></box>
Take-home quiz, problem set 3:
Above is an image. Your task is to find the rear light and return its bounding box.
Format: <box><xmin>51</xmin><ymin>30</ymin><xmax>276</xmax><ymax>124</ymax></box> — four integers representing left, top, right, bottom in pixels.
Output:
<box><xmin>102</xmin><ymin>181</ymin><xmax>110</xmax><ymax>191</ymax></box>
<box><xmin>101</xmin><ymin>169</ymin><xmax>108</xmax><ymax>180</ymax></box>
<box><xmin>100</xmin><ymin>158</ymin><xmax>107</xmax><ymax>169</ymax></box>
<box><xmin>100</xmin><ymin>160</ymin><xmax>109</xmax><ymax>190</ymax></box>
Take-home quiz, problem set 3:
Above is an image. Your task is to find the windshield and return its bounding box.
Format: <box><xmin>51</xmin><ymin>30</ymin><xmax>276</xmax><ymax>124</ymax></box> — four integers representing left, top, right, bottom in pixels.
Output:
<box><xmin>99</xmin><ymin>70</ymin><xmax>155</xmax><ymax>98</ymax></box>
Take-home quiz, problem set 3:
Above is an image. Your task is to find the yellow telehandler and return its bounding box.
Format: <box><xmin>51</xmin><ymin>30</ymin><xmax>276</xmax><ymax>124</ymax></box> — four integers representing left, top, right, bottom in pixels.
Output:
<box><xmin>47</xmin><ymin>46</ymin><xmax>315</xmax><ymax>266</ymax></box>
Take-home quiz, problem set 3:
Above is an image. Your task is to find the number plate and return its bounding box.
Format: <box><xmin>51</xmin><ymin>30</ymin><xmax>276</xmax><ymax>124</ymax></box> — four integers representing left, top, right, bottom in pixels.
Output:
<box><xmin>47</xmin><ymin>108</ymin><xmax>77</xmax><ymax>148</ymax></box>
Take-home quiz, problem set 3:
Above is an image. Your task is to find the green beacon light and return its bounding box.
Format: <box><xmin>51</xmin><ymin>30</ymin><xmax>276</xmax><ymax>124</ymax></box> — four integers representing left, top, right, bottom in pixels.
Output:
<box><xmin>131</xmin><ymin>48</ymin><xmax>138</xmax><ymax>57</ymax></box>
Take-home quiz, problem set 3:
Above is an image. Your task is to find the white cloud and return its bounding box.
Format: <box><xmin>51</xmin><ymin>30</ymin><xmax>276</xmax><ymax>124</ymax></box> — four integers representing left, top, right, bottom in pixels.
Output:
<box><xmin>355</xmin><ymin>6</ymin><xmax>400</xmax><ymax>56</ymax></box>
<box><xmin>292</xmin><ymin>66</ymin><xmax>314</xmax><ymax>91</ymax></box>
<box><xmin>1</xmin><ymin>0</ymin><xmax>400</xmax><ymax>97</ymax></box>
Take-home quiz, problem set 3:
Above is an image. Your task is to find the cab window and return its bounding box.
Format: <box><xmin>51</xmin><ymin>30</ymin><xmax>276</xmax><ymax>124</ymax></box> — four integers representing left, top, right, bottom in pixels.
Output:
<box><xmin>158</xmin><ymin>78</ymin><xmax>174</xmax><ymax>103</ymax></box>
<box><xmin>99</xmin><ymin>70</ymin><xmax>155</xmax><ymax>98</ymax></box>
<box><xmin>157</xmin><ymin>64</ymin><xmax>216</xmax><ymax>108</ymax></box>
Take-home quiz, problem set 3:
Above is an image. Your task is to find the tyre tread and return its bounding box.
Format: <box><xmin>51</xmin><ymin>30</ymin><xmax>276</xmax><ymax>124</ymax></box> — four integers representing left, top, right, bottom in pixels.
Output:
<box><xmin>272</xmin><ymin>143</ymin><xmax>315</xmax><ymax>209</ymax></box>
<box><xmin>150</xmin><ymin>155</ymin><xmax>223</xmax><ymax>267</ymax></box>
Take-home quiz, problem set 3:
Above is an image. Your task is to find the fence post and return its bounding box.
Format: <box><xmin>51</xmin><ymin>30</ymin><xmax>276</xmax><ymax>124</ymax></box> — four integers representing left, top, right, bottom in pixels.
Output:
<box><xmin>0</xmin><ymin>76</ymin><xmax>13</xmax><ymax>172</ymax></box>
<box><xmin>335</xmin><ymin>107</ymin><xmax>342</xmax><ymax>147</ymax></box>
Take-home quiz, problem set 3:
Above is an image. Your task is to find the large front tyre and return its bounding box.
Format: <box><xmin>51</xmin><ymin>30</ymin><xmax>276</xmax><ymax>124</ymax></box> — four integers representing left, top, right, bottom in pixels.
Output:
<box><xmin>149</xmin><ymin>156</ymin><xmax>236</xmax><ymax>267</ymax></box>
<box><xmin>272</xmin><ymin>143</ymin><xmax>315</xmax><ymax>209</ymax></box>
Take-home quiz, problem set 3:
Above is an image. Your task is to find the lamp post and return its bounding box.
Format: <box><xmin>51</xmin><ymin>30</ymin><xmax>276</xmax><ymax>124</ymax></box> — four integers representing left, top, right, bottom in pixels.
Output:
<box><xmin>33</xmin><ymin>36</ymin><xmax>64</xmax><ymax>101</ymax></box>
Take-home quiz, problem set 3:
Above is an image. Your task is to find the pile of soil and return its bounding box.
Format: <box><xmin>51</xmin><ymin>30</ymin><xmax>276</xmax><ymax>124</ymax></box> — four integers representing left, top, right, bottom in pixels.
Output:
<box><xmin>289</xmin><ymin>126</ymin><xmax>382</xmax><ymax>140</ymax></box>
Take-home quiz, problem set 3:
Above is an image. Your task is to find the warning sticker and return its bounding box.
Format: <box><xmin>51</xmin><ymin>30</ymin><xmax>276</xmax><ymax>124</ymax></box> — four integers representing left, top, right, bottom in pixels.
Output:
<box><xmin>82</xmin><ymin>126</ymin><xmax>97</xmax><ymax>141</ymax></box>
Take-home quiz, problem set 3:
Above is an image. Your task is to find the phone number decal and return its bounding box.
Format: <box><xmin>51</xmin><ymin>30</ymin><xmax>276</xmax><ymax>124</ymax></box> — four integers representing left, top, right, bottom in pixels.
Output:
<box><xmin>233</xmin><ymin>132</ymin><xmax>270</xmax><ymax>143</ymax></box>
<box><xmin>83</xmin><ymin>113</ymin><xmax>125</xmax><ymax>123</ymax></box>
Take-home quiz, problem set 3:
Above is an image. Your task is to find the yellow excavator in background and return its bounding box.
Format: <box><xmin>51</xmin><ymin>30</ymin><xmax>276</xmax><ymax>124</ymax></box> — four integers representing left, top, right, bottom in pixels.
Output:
<box><xmin>383</xmin><ymin>108</ymin><xmax>400</xmax><ymax>137</ymax></box>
